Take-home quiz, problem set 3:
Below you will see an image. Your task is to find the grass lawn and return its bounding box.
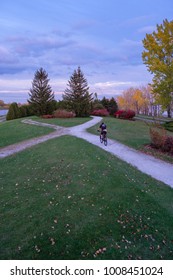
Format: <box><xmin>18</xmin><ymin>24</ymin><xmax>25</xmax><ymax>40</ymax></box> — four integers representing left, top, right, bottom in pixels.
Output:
<box><xmin>136</xmin><ymin>114</ymin><xmax>173</xmax><ymax>121</ymax></box>
<box><xmin>0</xmin><ymin>117</ymin><xmax>91</xmax><ymax>148</ymax></box>
<box><xmin>30</xmin><ymin>116</ymin><xmax>91</xmax><ymax>127</ymax></box>
<box><xmin>0</xmin><ymin>118</ymin><xmax>54</xmax><ymax>148</ymax></box>
<box><xmin>88</xmin><ymin>117</ymin><xmax>173</xmax><ymax>163</ymax></box>
<box><xmin>0</xmin><ymin>135</ymin><xmax>173</xmax><ymax>260</ymax></box>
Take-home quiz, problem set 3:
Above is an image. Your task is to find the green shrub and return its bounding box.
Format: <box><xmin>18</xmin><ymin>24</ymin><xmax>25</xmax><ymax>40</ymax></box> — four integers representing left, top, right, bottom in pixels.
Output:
<box><xmin>6</xmin><ymin>103</ymin><xmax>34</xmax><ymax>120</ymax></box>
<box><xmin>164</xmin><ymin>121</ymin><xmax>173</xmax><ymax>132</ymax></box>
<box><xmin>6</xmin><ymin>102</ymin><xmax>20</xmax><ymax>120</ymax></box>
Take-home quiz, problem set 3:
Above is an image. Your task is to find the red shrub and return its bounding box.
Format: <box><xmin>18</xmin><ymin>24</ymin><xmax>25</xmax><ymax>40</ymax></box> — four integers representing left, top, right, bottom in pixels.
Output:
<box><xmin>149</xmin><ymin>127</ymin><xmax>173</xmax><ymax>154</ymax></box>
<box><xmin>149</xmin><ymin>127</ymin><xmax>167</xmax><ymax>149</ymax></box>
<box><xmin>53</xmin><ymin>109</ymin><xmax>76</xmax><ymax>118</ymax></box>
<box><xmin>42</xmin><ymin>114</ymin><xmax>54</xmax><ymax>118</ymax></box>
<box><xmin>114</xmin><ymin>110</ymin><xmax>135</xmax><ymax>119</ymax></box>
<box><xmin>91</xmin><ymin>109</ymin><xmax>109</xmax><ymax>116</ymax></box>
<box><xmin>162</xmin><ymin>136</ymin><xmax>173</xmax><ymax>153</ymax></box>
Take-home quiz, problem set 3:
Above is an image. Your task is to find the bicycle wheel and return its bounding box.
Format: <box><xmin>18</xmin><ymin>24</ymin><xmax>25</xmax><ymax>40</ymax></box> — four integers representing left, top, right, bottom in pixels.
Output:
<box><xmin>104</xmin><ymin>136</ymin><xmax>107</xmax><ymax>146</ymax></box>
<box><xmin>100</xmin><ymin>135</ymin><xmax>103</xmax><ymax>143</ymax></box>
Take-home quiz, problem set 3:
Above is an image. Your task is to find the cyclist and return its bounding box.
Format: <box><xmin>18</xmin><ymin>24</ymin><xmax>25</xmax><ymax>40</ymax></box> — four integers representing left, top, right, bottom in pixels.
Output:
<box><xmin>99</xmin><ymin>122</ymin><xmax>107</xmax><ymax>139</ymax></box>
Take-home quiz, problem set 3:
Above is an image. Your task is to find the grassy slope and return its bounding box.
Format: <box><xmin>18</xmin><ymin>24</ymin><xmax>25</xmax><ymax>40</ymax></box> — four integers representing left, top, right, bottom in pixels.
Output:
<box><xmin>0</xmin><ymin>117</ymin><xmax>91</xmax><ymax>148</ymax></box>
<box><xmin>88</xmin><ymin>117</ymin><xmax>154</xmax><ymax>149</ymax></box>
<box><xmin>30</xmin><ymin>116</ymin><xmax>91</xmax><ymax>127</ymax></box>
<box><xmin>88</xmin><ymin>117</ymin><xmax>173</xmax><ymax>163</ymax></box>
<box><xmin>0</xmin><ymin>136</ymin><xmax>173</xmax><ymax>260</ymax></box>
<box><xmin>0</xmin><ymin>118</ymin><xmax>54</xmax><ymax>148</ymax></box>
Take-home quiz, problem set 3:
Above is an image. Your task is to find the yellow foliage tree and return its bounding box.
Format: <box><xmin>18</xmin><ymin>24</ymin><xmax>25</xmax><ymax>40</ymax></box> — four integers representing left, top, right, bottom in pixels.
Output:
<box><xmin>117</xmin><ymin>85</ymin><xmax>155</xmax><ymax>115</ymax></box>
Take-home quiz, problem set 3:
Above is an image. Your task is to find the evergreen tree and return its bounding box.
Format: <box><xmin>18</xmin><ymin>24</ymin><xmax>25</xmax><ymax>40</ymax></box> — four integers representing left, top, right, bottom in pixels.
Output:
<box><xmin>62</xmin><ymin>66</ymin><xmax>93</xmax><ymax>117</ymax></box>
<box><xmin>6</xmin><ymin>102</ymin><xmax>20</xmax><ymax>120</ymax></box>
<box><xmin>101</xmin><ymin>96</ymin><xmax>118</xmax><ymax>115</ymax></box>
<box><xmin>108</xmin><ymin>97</ymin><xmax>118</xmax><ymax>115</ymax></box>
<box><xmin>28</xmin><ymin>68</ymin><xmax>55</xmax><ymax>116</ymax></box>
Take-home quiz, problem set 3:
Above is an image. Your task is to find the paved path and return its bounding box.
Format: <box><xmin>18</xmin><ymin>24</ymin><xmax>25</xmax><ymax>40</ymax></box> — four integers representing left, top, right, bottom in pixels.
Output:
<box><xmin>0</xmin><ymin>116</ymin><xmax>173</xmax><ymax>188</ymax></box>
<box><xmin>0</xmin><ymin>116</ymin><xmax>6</xmax><ymax>122</ymax></box>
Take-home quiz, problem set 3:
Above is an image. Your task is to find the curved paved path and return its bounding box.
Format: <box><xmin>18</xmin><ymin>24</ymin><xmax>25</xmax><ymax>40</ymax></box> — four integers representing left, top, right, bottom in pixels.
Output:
<box><xmin>0</xmin><ymin>116</ymin><xmax>173</xmax><ymax>188</ymax></box>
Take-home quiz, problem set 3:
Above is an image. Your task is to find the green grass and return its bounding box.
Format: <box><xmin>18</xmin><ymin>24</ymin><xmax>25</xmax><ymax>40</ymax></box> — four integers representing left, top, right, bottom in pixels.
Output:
<box><xmin>136</xmin><ymin>114</ymin><xmax>173</xmax><ymax>122</ymax></box>
<box><xmin>88</xmin><ymin>117</ymin><xmax>173</xmax><ymax>163</ymax></box>
<box><xmin>88</xmin><ymin>117</ymin><xmax>151</xmax><ymax>149</ymax></box>
<box><xmin>0</xmin><ymin>136</ymin><xmax>173</xmax><ymax>260</ymax></box>
<box><xmin>0</xmin><ymin>118</ymin><xmax>54</xmax><ymax>148</ymax></box>
<box><xmin>0</xmin><ymin>117</ymin><xmax>91</xmax><ymax>148</ymax></box>
<box><xmin>30</xmin><ymin>116</ymin><xmax>91</xmax><ymax>127</ymax></box>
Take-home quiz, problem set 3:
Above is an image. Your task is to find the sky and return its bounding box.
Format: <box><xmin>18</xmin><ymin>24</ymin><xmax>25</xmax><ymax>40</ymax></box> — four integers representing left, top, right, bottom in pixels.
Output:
<box><xmin>0</xmin><ymin>0</ymin><xmax>172</xmax><ymax>103</ymax></box>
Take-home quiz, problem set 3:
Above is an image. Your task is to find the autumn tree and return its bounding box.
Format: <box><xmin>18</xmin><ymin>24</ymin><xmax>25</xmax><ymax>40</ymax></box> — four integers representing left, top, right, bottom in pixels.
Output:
<box><xmin>63</xmin><ymin>66</ymin><xmax>93</xmax><ymax>117</ymax></box>
<box><xmin>140</xmin><ymin>85</ymin><xmax>159</xmax><ymax>116</ymax></box>
<box><xmin>117</xmin><ymin>88</ymin><xmax>136</xmax><ymax>111</ymax></box>
<box><xmin>142</xmin><ymin>19</ymin><xmax>173</xmax><ymax>117</ymax></box>
<box><xmin>0</xmin><ymin>100</ymin><xmax>5</xmax><ymax>108</ymax></box>
<box><xmin>133</xmin><ymin>89</ymin><xmax>145</xmax><ymax>114</ymax></box>
<box><xmin>117</xmin><ymin>86</ymin><xmax>156</xmax><ymax>115</ymax></box>
<box><xmin>28</xmin><ymin>68</ymin><xmax>55</xmax><ymax>116</ymax></box>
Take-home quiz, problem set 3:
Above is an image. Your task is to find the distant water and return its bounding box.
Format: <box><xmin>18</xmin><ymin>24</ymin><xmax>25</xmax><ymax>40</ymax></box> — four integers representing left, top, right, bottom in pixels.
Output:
<box><xmin>0</xmin><ymin>109</ymin><xmax>8</xmax><ymax>116</ymax></box>
<box><xmin>0</xmin><ymin>92</ymin><xmax>28</xmax><ymax>104</ymax></box>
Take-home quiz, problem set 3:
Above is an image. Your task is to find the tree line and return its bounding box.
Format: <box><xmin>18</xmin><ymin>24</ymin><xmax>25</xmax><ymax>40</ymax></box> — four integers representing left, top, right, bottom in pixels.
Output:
<box><xmin>6</xmin><ymin>67</ymin><xmax>118</xmax><ymax>120</ymax></box>
<box><xmin>117</xmin><ymin>85</ymin><xmax>161</xmax><ymax>116</ymax></box>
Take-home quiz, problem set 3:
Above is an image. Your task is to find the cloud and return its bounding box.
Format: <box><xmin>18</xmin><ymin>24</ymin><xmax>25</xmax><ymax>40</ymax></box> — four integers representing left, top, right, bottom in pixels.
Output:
<box><xmin>6</xmin><ymin>34</ymin><xmax>76</xmax><ymax>55</ymax></box>
<box><xmin>0</xmin><ymin>17</ymin><xmax>21</xmax><ymax>29</ymax></box>
<box><xmin>0</xmin><ymin>32</ymin><xmax>78</xmax><ymax>75</ymax></box>
<box><xmin>137</xmin><ymin>25</ymin><xmax>156</xmax><ymax>34</ymax></box>
<box><xmin>72</xmin><ymin>19</ymin><xmax>97</xmax><ymax>30</ymax></box>
<box><xmin>0</xmin><ymin>46</ymin><xmax>18</xmax><ymax>64</ymax></box>
<box><xmin>120</xmin><ymin>15</ymin><xmax>153</xmax><ymax>28</ymax></box>
<box><xmin>120</xmin><ymin>39</ymin><xmax>141</xmax><ymax>48</ymax></box>
<box><xmin>94</xmin><ymin>81</ymin><xmax>132</xmax><ymax>88</ymax></box>
<box><xmin>0</xmin><ymin>78</ymin><xmax>30</xmax><ymax>91</ymax></box>
<box><xmin>0</xmin><ymin>1</ymin><xmax>156</xmax><ymax>102</ymax></box>
<box><xmin>52</xmin><ymin>29</ymin><xmax>73</xmax><ymax>38</ymax></box>
<box><xmin>90</xmin><ymin>81</ymin><xmax>134</xmax><ymax>98</ymax></box>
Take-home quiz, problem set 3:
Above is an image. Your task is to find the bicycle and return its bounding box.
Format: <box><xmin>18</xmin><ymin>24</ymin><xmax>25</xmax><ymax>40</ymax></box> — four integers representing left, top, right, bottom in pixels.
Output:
<box><xmin>98</xmin><ymin>130</ymin><xmax>108</xmax><ymax>146</ymax></box>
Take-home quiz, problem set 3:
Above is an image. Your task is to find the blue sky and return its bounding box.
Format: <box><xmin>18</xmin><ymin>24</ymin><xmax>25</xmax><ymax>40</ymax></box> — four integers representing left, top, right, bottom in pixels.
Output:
<box><xmin>0</xmin><ymin>0</ymin><xmax>172</xmax><ymax>103</ymax></box>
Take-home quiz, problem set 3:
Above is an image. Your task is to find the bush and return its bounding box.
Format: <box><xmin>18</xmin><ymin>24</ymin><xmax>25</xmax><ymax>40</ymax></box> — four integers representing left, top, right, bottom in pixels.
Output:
<box><xmin>53</xmin><ymin>109</ymin><xmax>76</xmax><ymax>118</ymax></box>
<box><xmin>91</xmin><ymin>109</ymin><xmax>109</xmax><ymax>116</ymax></box>
<box><xmin>19</xmin><ymin>104</ymin><xmax>34</xmax><ymax>118</ymax></box>
<box><xmin>149</xmin><ymin>127</ymin><xmax>167</xmax><ymax>149</ymax></box>
<box><xmin>164</xmin><ymin>121</ymin><xmax>173</xmax><ymax>132</ymax></box>
<box><xmin>42</xmin><ymin>114</ymin><xmax>54</xmax><ymax>119</ymax></box>
<box><xmin>114</xmin><ymin>110</ymin><xmax>135</xmax><ymax>119</ymax></box>
<box><xmin>6</xmin><ymin>102</ymin><xmax>20</xmax><ymax>120</ymax></box>
<box><xmin>149</xmin><ymin>126</ymin><xmax>173</xmax><ymax>154</ymax></box>
<box><xmin>91</xmin><ymin>102</ymin><xmax>105</xmax><ymax>110</ymax></box>
<box><xmin>162</xmin><ymin>136</ymin><xmax>173</xmax><ymax>153</ymax></box>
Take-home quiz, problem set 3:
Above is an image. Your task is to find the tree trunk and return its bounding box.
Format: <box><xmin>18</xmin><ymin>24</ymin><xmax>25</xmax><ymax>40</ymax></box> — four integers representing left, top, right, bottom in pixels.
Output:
<box><xmin>167</xmin><ymin>104</ymin><xmax>172</xmax><ymax>118</ymax></box>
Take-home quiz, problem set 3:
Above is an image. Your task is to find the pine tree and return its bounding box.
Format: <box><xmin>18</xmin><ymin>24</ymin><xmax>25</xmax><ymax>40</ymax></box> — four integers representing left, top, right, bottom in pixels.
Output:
<box><xmin>101</xmin><ymin>97</ymin><xmax>118</xmax><ymax>115</ymax></box>
<box><xmin>63</xmin><ymin>67</ymin><xmax>93</xmax><ymax>117</ymax></box>
<box><xmin>28</xmin><ymin>68</ymin><xmax>55</xmax><ymax>116</ymax></box>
